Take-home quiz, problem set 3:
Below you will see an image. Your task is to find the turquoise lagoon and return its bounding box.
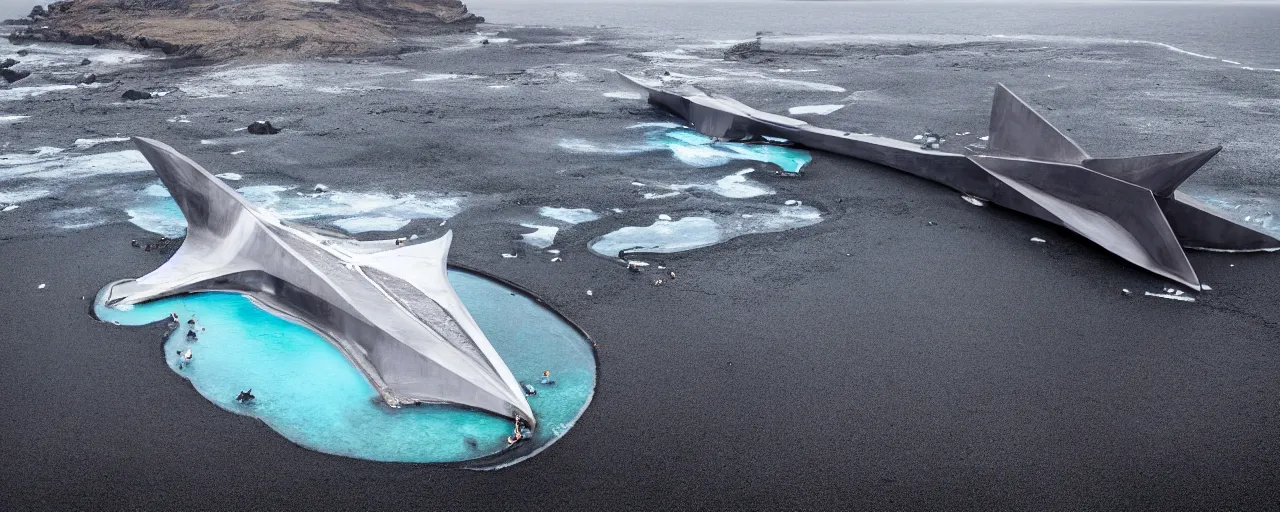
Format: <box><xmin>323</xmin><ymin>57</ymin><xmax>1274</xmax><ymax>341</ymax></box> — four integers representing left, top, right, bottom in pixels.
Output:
<box><xmin>94</xmin><ymin>271</ymin><xmax>596</xmax><ymax>466</ymax></box>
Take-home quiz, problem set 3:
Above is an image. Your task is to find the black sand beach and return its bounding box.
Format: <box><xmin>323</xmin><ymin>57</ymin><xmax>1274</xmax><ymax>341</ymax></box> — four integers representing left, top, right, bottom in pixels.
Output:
<box><xmin>3</xmin><ymin>1</ymin><xmax>1280</xmax><ymax>509</ymax></box>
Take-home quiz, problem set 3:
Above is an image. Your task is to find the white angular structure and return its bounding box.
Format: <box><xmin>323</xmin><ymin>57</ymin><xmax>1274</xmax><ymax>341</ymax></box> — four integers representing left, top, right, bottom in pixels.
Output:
<box><xmin>104</xmin><ymin>138</ymin><xmax>535</xmax><ymax>425</ymax></box>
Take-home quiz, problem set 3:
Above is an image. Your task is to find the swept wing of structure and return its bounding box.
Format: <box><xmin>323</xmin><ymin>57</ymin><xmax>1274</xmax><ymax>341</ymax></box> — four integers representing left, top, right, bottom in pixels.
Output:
<box><xmin>104</xmin><ymin>138</ymin><xmax>535</xmax><ymax>425</ymax></box>
<box><xmin>618</xmin><ymin>72</ymin><xmax>1280</xmax><ymax>290</ymax></box>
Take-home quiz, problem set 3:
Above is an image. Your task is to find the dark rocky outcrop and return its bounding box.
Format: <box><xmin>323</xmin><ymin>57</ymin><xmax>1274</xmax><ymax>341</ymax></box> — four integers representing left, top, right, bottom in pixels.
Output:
<box><xmin>247</xmin><ymin>121</ymin><xmax>280</xmax><ymax>135</ymax></box>
<box><xmin>1</xmin><ymin>68</ymin><xmax>31</xmax><ymax>83</ymax></box>
<box><xmin>0</xmin><ymin>58</ymin><xmax>17</xmax><ymax>69</ymax></box>
<box><xmin>724</xmin><ymin>37</ymin><xmax>762</xmax><ymax>61</ymax></box>
<box><xmin>7</xmin><ymin>0</ymin><xmax>483</xmax><ymax>60</ymax></box>
<box><xmin>121</xmin><ymin>89</ymin><xmax>152</xmax><ymax>101</ymax></box>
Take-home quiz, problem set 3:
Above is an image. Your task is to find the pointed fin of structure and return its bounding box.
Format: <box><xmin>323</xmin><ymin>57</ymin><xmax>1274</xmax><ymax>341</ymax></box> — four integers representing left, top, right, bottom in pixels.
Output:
<box><xmin>971</xmin><ymin>155</ymin><xmax>1200</xmax><ymax>289</ymax></box>
<box><xmin>1083</xmin><ymin>146</ymin><xmax>1221</xmax><ymax>197</ymax></box>
<box><xmin>987</xmin><ymin>84</ymin><xmax>1091</xmax><ymax>163</ymax></box>
<box><xmin>106</xmin><ymin>138</ymin><xmax>263</xmax><ymax>306</ymax></box>
<box><xmin>1161</xmin><ymin>192</ymin><xmax>1280</xmax><ymax>251</ymax></box>
<box><xmin>357</xmin><ymin>232</ymin><xmax>534</xmax><ymax>422</ymax></box>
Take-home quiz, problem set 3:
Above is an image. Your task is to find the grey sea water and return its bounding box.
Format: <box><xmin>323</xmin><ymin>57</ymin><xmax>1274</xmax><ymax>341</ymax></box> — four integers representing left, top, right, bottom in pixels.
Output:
<box><xmin>469</xmin><ymin>0</ymin><xmax>1280</xmax><ymax>68</ymax></box>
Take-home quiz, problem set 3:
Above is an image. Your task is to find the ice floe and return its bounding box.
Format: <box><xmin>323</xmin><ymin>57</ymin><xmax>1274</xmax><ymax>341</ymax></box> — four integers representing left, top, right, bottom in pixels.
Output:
<box><xmin>332</xmin><ymin>216</ymin><xmax>410</xmax><ymax>233</ymax></box>
<box><xmin>961</xmin><ymin>195</ymin><xmax>986</xmax><ymax>206</ymax></box>
<box><xmin>788</xmin><ymin>104</ymin><xmax>845</xmax><ymax>116</ymax></box>
<box><xmin>214</xmin><ymin>173</ymin><xmax>243</xmax><ymax>181</ymax></box>
<box><xmin>0</xmin><ymin>187</ymin><xmax>50</xmax><ymax>204</ymax></box>
<box><xmin>0</xmin><ymin>150</ymin><xmax>149</xmax><ymax>181</ymax></box>
<box><xmin>559</xmin><ymin>126</ymin><xmax>813</xmax><ymax>175</ymax></box>
<box><xmin>589</xmin><ymin>205</ymin><xmax>822</xmax><ymax>256</ymax></box>
<box><xmin>520</xmin><ymin>224</ymin><xmax>560</xmax><ymax>248</ymax></box>
<box><xmin>0</xmin><ymin>115</ymin><xmax>29</xmax><ymax>123</ymax></box>
<box><xmin>0</xmin><ymin>85</ymin><xmax>78</xmax><ymax>102</ymax></box>
<box><xmin>128</xmin><ymin>183</ymin><xmax>464</xmax><ymax>237</ymax></box>
<box><xmin>665</xmin><ymin>169</ymin><xmax>774</xmax><ymax>199</ymax></box>
<box><xmin>539</xmin><ymin>207</ymin><xmax>601</xmax><ymax>224</ymax></box>
<box><xmin>1145</xmin><ymin>291</ymin><xmax>1195</xmax><ymax>302</ymax></box>
<box><xmin>603</xmin><ymin>91</ymin><xmax>643</xmax><ymax>100</ymax></box>
<box><xmin>72</xmin><ymin>137</ymin><xmax>131</xmax><ymax>150</ymax></box>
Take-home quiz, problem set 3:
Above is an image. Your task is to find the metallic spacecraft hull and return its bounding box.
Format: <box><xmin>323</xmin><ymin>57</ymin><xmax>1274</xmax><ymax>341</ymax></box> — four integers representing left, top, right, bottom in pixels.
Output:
<box><xmin>618</xmin><ymin>72</ymin><xmax>1280</xmax><ymax>290</ymax></box>
<box><xmin>105</xmin><ymin>138</ymin><xmax>535</xmax><ymax>425</ymax></box>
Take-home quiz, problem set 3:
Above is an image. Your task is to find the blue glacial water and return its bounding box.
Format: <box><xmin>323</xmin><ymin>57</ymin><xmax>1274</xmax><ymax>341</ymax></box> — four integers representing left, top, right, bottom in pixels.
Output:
<box><xmin>560</xmin><ymin>125</ymin><xmax>813</xmax><ymax>175</ymax></box>
<box><xmin>94</xmin><ymin>271</ymin><xmax>596</xmax><ymax>466</ymax></box>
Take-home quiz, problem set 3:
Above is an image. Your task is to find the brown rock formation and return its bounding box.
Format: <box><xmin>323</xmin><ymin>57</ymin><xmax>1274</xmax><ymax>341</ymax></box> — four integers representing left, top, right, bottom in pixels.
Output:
<box><xmin>7</xmin><ymin>0</ymin><xmax>483</xmax><ymax>60</ymax></box>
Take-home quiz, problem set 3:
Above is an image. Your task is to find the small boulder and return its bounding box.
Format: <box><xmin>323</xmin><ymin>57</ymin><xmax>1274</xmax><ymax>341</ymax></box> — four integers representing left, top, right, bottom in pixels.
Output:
<box><xmin>0</xmin><ymin>58</ymin><xmax>16</xmax><ymax>69</ymax></box>
<box><xmin>79</xmin><ymin>73</ymin><xmax>96</xmax><ymax>85</ymax></box>
<box><xmin>16</xmin><ymin>49</ymin><xmax>28</xmax><ymax>56</ymax></box>
<box><xmin>247</xmin><ymin>121</ymin><xmax>281</xmax><ymax>135</ymax></box>
<box><xmin>79</xmin><ymin>58</ymin><xmax>91</xmax><ymax>66</ymax></box>
<box><xmin>313</xmin><ymin>183</ymin><xmax>329</xmax><ymax>193</ymax></box>
<box><xmin>121</xmin><ymin>89</ymin><xmax>153</xmax><ymax>101</ymax></box>
<box><xmin>1</xmin><ymin>68</ymin><xmax>31</xmax><ymax>83</ymax></box>
<box><xmin>29</xmin><ymin>6</ymin><xmax>46</xmax><ymax>19</ymax></box>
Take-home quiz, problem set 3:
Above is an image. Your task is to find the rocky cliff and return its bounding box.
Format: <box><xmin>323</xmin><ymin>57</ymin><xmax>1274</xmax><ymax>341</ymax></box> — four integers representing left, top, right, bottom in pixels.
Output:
<box><xmin>7</xmin><ymin>0</ymin><xmax>483</xmax><ymax>59</ymax></box>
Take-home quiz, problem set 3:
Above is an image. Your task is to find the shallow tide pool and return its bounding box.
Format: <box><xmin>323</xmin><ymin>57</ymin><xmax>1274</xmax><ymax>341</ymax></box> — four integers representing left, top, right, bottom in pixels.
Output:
<box><xmin>94</xmin><ymin>270</ymin><xmax>596</xmax><ymax>467</ymax></box>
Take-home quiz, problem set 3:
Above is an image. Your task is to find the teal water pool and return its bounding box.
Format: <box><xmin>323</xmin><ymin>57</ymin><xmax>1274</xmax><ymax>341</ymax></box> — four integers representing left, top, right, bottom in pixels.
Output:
<box><xmin>94</xmin><ymin>270</ymin><xmax>597</xmax><ymax>467</ymax></box>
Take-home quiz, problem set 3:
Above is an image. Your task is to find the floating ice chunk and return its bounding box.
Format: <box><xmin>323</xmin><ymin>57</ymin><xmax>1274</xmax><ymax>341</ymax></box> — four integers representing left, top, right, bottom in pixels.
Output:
<box><xmin>0</xmin><ymin>150</ymin><xmax>149</xmax><ymax>181</ymax></box>
<box><xmin>628</xmin><ymin>122</ymin><xmax>684</xmax><ymax>130</ymax></box>
<box><xmin>520</xmin><ymin>224</ymin><xmax>560</xmax><ymax>249</ymax></box>
<box><xmin>332</xmin><ymin>216</ymin><xmax>410</xmax><ymax>233</ymax></box>
<box><xmin>787</xmin><ymin>104</ymin><xmax>844</xmax><ymax>116</ymax></box>
<box><xmin>539</xmin><ymin>207</ymin><xmax>601</xmax><ymax>224</ymax></box>
<box><xmin>0</xmin><ymin>115</ymin><xmax>30</xmax><ymax>123</ymax></box>
<box><xmin>913</xmin><ymin>135</ymin><xmax>924</xmax><ymax>140</ymax></box>
<box><xmin>0</xmin><ymin>85</ymin><xmax>78</xmax><ymax>102</ymax></box>
<box><xmin>762</xmin><ymin>136</ymin><xmax>789</xmax><ymax>143</ymax></box>
<box><xmin>643</xmin><ymin>191</ymin><xmax>681</xmax><ymax>200</ymax></box>
<box><xmin>668</xmin><ymin>169</ymin><xmax>774</xmax><ymax>199</ymax></box>
<box><xmin>784</xmin><ymin>199</ymin><xmax>801</xmax><ymax>206</ymax></box>
<box><xmin>611</xmin><ymin>208</ymin><xmax>624</xmax><ymax>213</ymax></box>
<box><xmin>72</xmin><ymin>137</ymin><xmax>131</xmax><ymax>150</ymax></box>
<box><xmin>546</xmin><ymin>249</ymin><xmax>560</xmax><ymax>254</ymax></box>
<box><xmin>632</xmin><ymin>182</ymin><xmax>646</xmax><ymax>187</ymax></box>
<box><xmin>1030</xmin><ymin>237</ymin><xmax>1046</xmax><ymax>243</ymax></box>
<box><xmin>1202</xmin><ymin>284</ymin><xmax>1212</xmax><ymax>291</ymax></box>
<box><xmin>412</xmin><ymin>74</ymin><xmax>462</xmax><ymax>82</ymax></box>
<box><xmin>314</xmin><ymin>183</ymin><xmax>330</xmax><ymax>193</ymax></box>
<box><xmin>0</xmin><ymin>187</ymin><xmax>49</xmax><ymax>203</ymax></box>
<box><xmin>1174</xmin><ymin>290</ymin><xmax>1185</xmax><ymax>296</ymax></box>
<box><xmin>961</xmin><ymin>195</ymin><xmax>986</xmax><ymax>206</ymax></box>
<box><xmin>551</xmin><ymin>257</ymin><xmax>562</xmax><ymax>262</ymax></box>
<box><xmin>586</xmin><ymin>289</ymin><xmax>593</xmax><ymax>296</ymax></box>
<box><xmin>488</xmin><ymin>85</ymin><xmax>509</xmax><ymax>89</ymax></box>
<box><xmin>658</xmin><ymin>214</ymin><xmax>672</xmax><ymax>221</ymax></box>
<box><xmin>603</xmin><ymin>91</ymin><xmax>643</xmax><ymax>100</ymax></box>
<box><xmin>38</xmin><ymin>283</ymin><xmax>46</xmax><ymax>289</ymax></box>
<box><xmin>589</xmin><ymin>206</ymin><xmax>822</xmax><ymax>256</ymax></box>
<box><xmin>502</xmin><ymin>253</ymin><xmax>518</xmax><ymax>259</ymax></box>
<box><xmin>230</xmin><ymin>150</ymin><xmax>245</xmax><ymax>155</ymax></box>
<box><xmin>1145</xmin><ymin>291</ymin><xmax>1195</xmax><ymax>302</ymax></box>
<box><xmin>627</xmin><ymin>261</ymin><xmax>650</xmax><ymax>267</ymax></box>
<box><xmin>214</xmin><ymin>173</ymin><xmax>242</xmax><ymax>181</ymax></box>
<box><xmin>979</xmin><ymin>136</ymin><xmax>989</xmax><ymax>141</ymax></box>
<box><xmin>2</xmin><ymin>204</ymin><xmax>19</xmax><ymax>212</ymax></box>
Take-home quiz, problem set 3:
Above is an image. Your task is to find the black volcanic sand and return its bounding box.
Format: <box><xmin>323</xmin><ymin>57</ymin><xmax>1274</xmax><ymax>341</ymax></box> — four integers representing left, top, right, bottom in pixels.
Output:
<box><xmin>3</xmin><ymin>21</ymin><xmax>1280</xmax><ymax>510</ymax></box>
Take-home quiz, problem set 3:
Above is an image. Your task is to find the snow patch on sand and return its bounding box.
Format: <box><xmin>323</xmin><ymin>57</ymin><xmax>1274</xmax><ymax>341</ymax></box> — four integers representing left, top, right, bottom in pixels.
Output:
<box><xmin>788</xmin><ymin>104</ymin><xmax>844</xmax><ymax>116</ymax></box>
<box><xmin>539</xmin><ymin>207</ymin><xmax>601</xmax><ymax>224</ymax></box>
